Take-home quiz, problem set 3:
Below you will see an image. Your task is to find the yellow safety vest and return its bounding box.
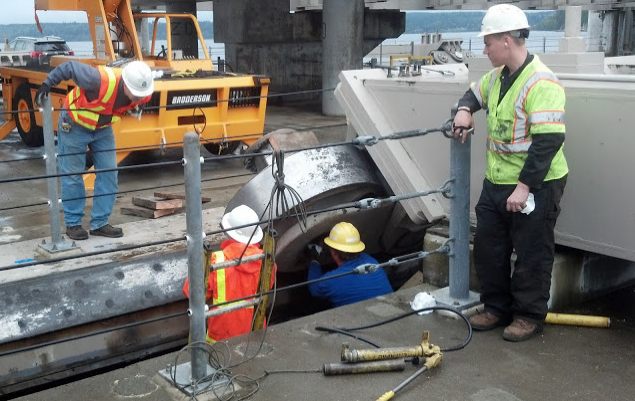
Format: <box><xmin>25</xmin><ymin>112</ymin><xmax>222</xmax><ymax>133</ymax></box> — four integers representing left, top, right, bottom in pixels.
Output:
<box><xmin>470</xmin><ymin>55</ymin><xmax>568</xmax><ymax>184</ymax></box>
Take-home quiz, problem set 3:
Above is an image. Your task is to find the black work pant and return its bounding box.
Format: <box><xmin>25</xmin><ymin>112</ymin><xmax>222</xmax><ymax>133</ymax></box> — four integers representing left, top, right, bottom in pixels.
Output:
<box><xmin>473</xmin><ymin>175</ymin><xmax>567</xmax><ymax>323</ymax></box>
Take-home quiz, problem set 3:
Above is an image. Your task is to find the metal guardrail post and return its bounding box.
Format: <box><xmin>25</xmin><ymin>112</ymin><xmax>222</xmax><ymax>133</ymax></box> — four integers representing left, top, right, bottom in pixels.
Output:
<box><xmin>183</xmin><ymin>132</ymin><xmax>206</xmax><ymax>382</ymax></box>
<box><xmin>432</xmin><ymin>107</ymin><xmax>479</xmax><ymax>309</ymax></box>
<box><xmin>41</xmin><ymin>95</ymin><xmax>63</xmax><ymax>245</ymax></box>
<box><xmin>448</xmin><ymin>114</ymin><xmax>471</xmax><ymax>301</ymax></box>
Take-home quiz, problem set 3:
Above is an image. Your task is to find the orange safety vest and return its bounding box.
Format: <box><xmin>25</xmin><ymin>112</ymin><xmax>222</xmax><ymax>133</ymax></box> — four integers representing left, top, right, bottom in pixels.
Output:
<box><xmin>64</xmin><ymin>66</ymin><xmax>151</xmax><ymax>130</ymax></box>
<box><xmin>183</xmin><ymin>239</ymin><xmax>274</xmax><ymax>343</ymax></box>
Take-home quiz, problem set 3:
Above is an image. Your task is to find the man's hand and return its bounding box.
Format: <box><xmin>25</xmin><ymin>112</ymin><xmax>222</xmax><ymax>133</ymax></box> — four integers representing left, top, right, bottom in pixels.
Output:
<box><xmin>304</xmin><ymin>243</ymin><xmax>323</xmax><ymax>261</ymax></box>
<box><xmin>34</xmin><ymin>83</ymin><xmax>50</xmax><ymax>108</ymax></box>
<box><xmin>452</xmin><ymin>108</ymin><xmax>474</xmax><ymax>144</ymax></box>
<box><xmin>507</xmin><ymin>182</ymin><xmax>531</xmax><ymax>212</ymax></box>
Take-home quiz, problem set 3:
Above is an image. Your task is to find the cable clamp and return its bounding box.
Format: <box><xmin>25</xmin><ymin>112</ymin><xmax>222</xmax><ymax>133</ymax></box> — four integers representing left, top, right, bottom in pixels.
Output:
<box><xmin>386</xmin><ymin>258</ymin><xmax>398</xmax><ymax>267</ymax></box>
<box><xmin>357</xmin><ymin>198</ymin><xmax>381</xmax><ymax>209</ymax></box>
<box><xmin>354</xmin><ymin>263</ymin><xmax>379</xmax><ymax>275</ymax></box>
<box><xmin>352</xmin><ymin>135</ymin><xmax>379</xmax><ymax>147</ymax></box>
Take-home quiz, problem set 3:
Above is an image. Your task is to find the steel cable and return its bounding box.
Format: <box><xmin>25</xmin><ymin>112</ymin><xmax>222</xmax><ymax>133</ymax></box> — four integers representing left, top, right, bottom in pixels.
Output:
<box><xmin>0</xmin><ymin>172</ymin><xmax>255</xmax><ymax>212</ymax></box>
<box><xmin>0</xmin><ymin>120</ymin><xmax>446</xmax><ymax>210</ymax></box>
<box><xmin>0</xmin><ymin>122</ymin><xmax>347</xmax><ymax>164</ymax></box>
<box><xmin>2</xmin><ymin>87</ymin><xmax>337</xmax><ymax>118</ymax></box>
<box><xmin>0</xmin><ymin>179</ymin><xmax>451</xmax><ymax>271</ymax></box>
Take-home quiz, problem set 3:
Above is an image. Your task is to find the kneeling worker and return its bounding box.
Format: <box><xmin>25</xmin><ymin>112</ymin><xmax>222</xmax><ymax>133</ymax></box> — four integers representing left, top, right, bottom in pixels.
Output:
<box><xmin>307</xmin><ymin>222</ymin><xmax>393</xmax><ymax>307</ymax></box>
<box><xmin>183</xmin><ymin>205</ymin><xmax>273</xmax><ymax>343</ymax></box>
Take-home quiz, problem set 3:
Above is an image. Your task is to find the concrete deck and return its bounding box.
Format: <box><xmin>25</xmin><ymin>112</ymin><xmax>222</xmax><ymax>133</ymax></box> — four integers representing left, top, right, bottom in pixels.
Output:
<box><xmin>3</xmin><ymin>105</ymin><xmax>635</xmax><ymax>401</ymax></box>
<box><xmin>15</xmin><ymin>284</ymin><xmax>635</xmax><ymax>401</ymax></box>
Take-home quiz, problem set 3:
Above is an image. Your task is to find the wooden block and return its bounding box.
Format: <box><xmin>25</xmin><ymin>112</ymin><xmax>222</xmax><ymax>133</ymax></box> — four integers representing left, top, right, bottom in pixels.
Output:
<box><xmin>154</xmin><ymin>192</ymin><xmax>211</xmax><ymax>203</ymax></box>
<box><xmin>121</xmin><ymin>206</ymin><xmax>178</xmax><ymax>219</ymax></box>
<box><xmin>132</xmin><ymin>196</ymin><xmax>183</xmax><ymax>210</ymax></box>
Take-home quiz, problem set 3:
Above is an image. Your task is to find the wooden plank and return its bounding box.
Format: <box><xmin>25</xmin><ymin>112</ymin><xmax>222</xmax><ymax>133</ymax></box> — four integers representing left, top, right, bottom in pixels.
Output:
<box><xmin>154</xmin><ymin>192</ymin><xmax>211</xmax><ymax>203</ymax></box>
<box><xmin>121</xmin><ymin>206</ymin><xmax>179</xmax><ymax>219</ymax></box>
<box><xmin>132</xmin><ymin>196</ymin><xmax>183</xmax><ymax>210</ymax></box>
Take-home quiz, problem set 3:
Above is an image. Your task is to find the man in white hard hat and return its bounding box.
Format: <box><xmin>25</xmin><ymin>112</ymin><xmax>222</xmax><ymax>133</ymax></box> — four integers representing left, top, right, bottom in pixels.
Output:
<box><xmin>307</xmin><ymin>222</ymin><xmax>393</xmax><ymax>307</ymax></box>
<box><xmin>34</xmin><ymin>60</ymin><xmax>154</xmax><ymax>240</ymax></box>
<box><xmin>452</xmin><ymin>4</ymin><xmax>568</xmax><ymax>342</ymax></box>
<box><xmin>183</xmin><ymin>205</ymin><xmax>275</xmax><ymax>343</ymax></box>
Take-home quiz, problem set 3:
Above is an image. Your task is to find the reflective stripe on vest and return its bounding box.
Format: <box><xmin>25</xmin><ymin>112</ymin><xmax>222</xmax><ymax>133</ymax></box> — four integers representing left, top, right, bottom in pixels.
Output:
<box><xmin>208</xmin><ymin>250</ymin><xmax>255</xmax><ymax>343</ymax></box>
<box><xmin>470</xmin><ymin>67</ymin><xmax>502</xmax><ymax>111</ymax></box>
<box><xmin>207</xmin><ymin>250</ymin><xmax>226</xmax><ymax>344</ymax></box>
<box><xmin>213</xmin><ymin>251</ymin><xmax>226</xmax><ymax>303</ymax></box>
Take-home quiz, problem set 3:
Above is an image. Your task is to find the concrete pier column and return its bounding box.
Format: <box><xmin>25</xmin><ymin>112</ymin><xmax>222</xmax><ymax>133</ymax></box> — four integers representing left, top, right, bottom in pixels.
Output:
<box><xmin>587</xmin><ymin>10</ymin><xmax>619</xmax><ymax>56</ymax></box>
<box><xmin>136</xmin><ymin>17</ymin><xmax>151</xmax><ymax>57</ymax></box>
<box><xmin>166</xmin><ymin>0</ymin><xmax>199</xmax><ymax>59</ymax></box>
<box><xmin>559</xmin><ymin>6</ymin><xmax>585</xmax><ymax>53</ymax></box>
<box><xmin>322</xmin><ymin>0</ymin><xmax>365</xmax><ymax>116</ymax></box>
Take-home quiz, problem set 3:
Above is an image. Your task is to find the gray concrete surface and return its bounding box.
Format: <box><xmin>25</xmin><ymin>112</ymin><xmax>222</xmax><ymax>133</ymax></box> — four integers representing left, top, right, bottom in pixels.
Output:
<box><xmin>15</xmin><ymin>284</ymin><xmax>635</xmax><ymax>401</ymax></box>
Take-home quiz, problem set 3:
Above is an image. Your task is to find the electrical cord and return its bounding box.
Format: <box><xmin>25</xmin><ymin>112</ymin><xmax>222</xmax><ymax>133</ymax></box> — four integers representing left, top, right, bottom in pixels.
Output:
<box><xmin>315</xmin><ymin>305</ymin><xmax>473</xmax><ymax>352</ymax></box>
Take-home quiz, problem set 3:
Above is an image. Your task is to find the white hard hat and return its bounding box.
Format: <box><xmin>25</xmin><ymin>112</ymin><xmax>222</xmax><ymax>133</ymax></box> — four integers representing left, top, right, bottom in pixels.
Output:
<box><xmin>122</xmin><ymin>61</ymin><xmax>154</xmax><ymax>97</ymax></box>
<box><xmin>478</xmin><ymin>4</ymin><xmax>530</xmax><ymax>37</ymax></box>
<box><xmin>221</xmin><ymin>205</ymin><xmax>264</xmax><ymax>244</ymax></box>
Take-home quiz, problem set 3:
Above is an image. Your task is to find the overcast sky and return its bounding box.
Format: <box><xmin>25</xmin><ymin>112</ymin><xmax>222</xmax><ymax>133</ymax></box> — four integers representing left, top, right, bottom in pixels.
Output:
<box><xmin>0</xmin><ymin>1</ymin><xmax>213</xmax><ymax>25</ymax></box>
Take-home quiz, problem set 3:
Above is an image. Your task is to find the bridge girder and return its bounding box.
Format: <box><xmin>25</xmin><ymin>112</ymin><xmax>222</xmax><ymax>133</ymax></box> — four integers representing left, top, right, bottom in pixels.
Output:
<box><xmin>130</xmin><ymin>0</ymin><xmax>635</xmax><ymax>12</ymax></box>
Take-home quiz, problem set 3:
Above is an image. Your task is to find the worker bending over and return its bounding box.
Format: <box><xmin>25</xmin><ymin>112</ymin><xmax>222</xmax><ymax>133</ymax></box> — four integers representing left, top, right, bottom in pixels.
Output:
<box><xmin>453</xmin><ymin>4</ymin><xmax>568</xmax><ymax>342</ymax></box>
<box><xmin>307</xmin><ymin>222</ymin><xmax>393</xmax><ymax>307</ymax></box>
<box><xmin>183</xmin><ymin>205</ymin><xmax>274</xmax><ymax>343</ymax></box>
<box><xmin>35</xmin><ymin>60</ymin><xmax>155</xmax><ymax>240</ymax></box>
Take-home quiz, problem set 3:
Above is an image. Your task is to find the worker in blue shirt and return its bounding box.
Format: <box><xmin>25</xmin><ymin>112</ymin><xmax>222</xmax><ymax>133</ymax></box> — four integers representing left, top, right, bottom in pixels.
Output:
<box><xmin>307</xmin><ymin>222</ymin><xmax>393</xmax><ymax>307</ymax></box>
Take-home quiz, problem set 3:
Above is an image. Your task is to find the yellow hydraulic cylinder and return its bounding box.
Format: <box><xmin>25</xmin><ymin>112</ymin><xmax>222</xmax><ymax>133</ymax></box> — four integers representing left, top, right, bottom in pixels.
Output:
<box><xmin>545</xmin><ymin>313</ymin><xmax>611</xmax><ymax>328</ymax></box>
<box><xmin>323</xmin><ymin>359</ymin><xmax>405</xmax><ymax>376</ymax></box>
<box><xmin>341</xmin><ymin>332</ymin><xmax>440</xmax><ymax>363</ymax></box>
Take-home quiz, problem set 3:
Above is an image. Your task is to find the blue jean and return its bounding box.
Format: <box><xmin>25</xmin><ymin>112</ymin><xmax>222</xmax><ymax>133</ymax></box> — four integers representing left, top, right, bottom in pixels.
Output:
<box><xmin>57</xmin><ymin>110</ymin><xmax>118</xmax><ymax>230</ymax></box>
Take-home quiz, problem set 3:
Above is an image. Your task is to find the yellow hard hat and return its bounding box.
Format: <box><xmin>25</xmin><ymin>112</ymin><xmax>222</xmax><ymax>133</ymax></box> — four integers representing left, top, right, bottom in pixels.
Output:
<box><xmin>324</xmin><ymin>222</ymin><xmax>365</xmax><ymax>253</ymax></box>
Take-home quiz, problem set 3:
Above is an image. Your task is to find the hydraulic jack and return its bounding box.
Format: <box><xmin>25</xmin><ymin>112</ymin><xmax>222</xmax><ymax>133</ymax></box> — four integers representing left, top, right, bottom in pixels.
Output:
<box><xmin>341</xmin><ymin>331</ymin><xmax>441</xmax><ymax>363</ymax></box>
<box><xmin>339</xmin><ymin>332</ymin><xmax>443</xmax><ymax>401</ymax></box>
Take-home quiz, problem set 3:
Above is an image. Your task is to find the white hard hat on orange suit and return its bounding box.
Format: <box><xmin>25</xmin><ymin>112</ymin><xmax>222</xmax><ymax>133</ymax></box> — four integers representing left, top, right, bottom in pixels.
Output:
<box><xmin>221</xmin><ymin>205</ymin><xmax>263</xmax><ymax>244</ymax></box>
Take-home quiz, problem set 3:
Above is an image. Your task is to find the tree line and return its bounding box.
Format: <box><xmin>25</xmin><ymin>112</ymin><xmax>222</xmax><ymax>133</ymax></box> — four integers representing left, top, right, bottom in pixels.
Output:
<box><xmin>0</xmin><ymin>10</ymin><xmax>581</xmax><ymax>43</ymax></box>
<box><xmin>406</xmin><ymin>10</ymin><xmax>584</xmax><ymax>33</ymax></box>
<box><xmin>0</xmin><ymin>21</ymin><xmax>214</xmax><ymax>42</ymax></box>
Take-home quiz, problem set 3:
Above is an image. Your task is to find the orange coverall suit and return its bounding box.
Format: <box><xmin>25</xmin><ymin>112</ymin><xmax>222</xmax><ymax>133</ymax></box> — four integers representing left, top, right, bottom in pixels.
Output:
<box><xmin>183</xmin><ymin>239</ymin><xmax>274</xmax><ymax>342</ymax></box>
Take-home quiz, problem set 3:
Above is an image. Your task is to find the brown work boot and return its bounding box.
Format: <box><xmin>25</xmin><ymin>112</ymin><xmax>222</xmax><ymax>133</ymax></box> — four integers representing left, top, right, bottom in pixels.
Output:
<box><xmin>90</xmin><ymin>224</ymin><xmax>123</xmax><ymax>238</ymax></box>
<box><xmin>503</xmin><ymin>318</ymin><xmax>543</xmax><ymax>342</ymax></box>
<box><xmin>469</xmin><ymin>311</ymin><xmax>508</xmax><ymax>331</ymax></box>
<box><xmin>66</xmin><ymin>225</ymin><xmax>88</xmax><ymax>240</ymax></box>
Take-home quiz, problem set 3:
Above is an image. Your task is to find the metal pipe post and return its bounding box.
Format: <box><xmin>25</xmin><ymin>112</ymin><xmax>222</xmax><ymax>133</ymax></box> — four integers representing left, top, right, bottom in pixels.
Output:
<box><xmin>448</xmin><ymin>121</ymin><xmax>471</xmax><ymax>300</ymax></box>
<box><xmin>42</xmin><ymin>95</ymin><xmax>63</xmax><ymax>244</ymax></box>
<box><xmin>183</xmin><ymin>132</ymin><xmax>206</xmax><ymax>381</ymax></box>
